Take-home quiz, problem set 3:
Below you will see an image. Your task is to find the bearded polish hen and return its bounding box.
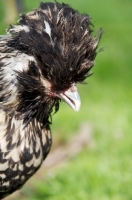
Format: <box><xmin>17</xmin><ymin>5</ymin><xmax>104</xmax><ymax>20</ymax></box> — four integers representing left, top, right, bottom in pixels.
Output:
<box><xmin>0</xmin><ymin>1</ymin><xmax>102</xmax><ymax>198</ymax></box>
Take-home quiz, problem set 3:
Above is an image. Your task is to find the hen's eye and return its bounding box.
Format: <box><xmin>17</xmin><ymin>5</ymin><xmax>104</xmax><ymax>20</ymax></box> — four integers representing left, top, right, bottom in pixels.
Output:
<box><xmin>51</xmin><ymin>84</ymin><xmax>69</xmax><ymax>92</ymax></box>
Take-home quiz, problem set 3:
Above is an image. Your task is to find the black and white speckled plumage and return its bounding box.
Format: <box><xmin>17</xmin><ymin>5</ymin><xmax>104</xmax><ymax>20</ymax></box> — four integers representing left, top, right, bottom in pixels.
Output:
<box><xmin>0</xmin><ymin>1</ymin><xmax>102</xmax><ymax>198</ymax></box>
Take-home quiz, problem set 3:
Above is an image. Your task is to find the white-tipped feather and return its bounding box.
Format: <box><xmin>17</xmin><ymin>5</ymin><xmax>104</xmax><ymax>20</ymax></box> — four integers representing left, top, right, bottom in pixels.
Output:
<box><xmin>44</xmin><ymin>20</ymin><xmax>51</xmax><ymax>37</ymax></box>
<box><xmin>7</xmin><ymin>25</ymin><xmax>30</xmax><ymax>34</ymax></box>
<box><xmin>44</xmin><ymin>20</ymin><xmax>54</xmax><ymax>45</ymax></box>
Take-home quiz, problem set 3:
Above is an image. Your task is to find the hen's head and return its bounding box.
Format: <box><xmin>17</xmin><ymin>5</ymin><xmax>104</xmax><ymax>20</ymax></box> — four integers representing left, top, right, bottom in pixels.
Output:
<box><xmin>6</xmin><ymin>1</ymin><xmax>102</xmax><ymax>124</ymax></box>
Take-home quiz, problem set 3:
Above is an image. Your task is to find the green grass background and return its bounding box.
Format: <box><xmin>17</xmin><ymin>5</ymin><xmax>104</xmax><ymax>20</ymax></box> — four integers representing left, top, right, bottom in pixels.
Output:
<box><xmin>0</xmin><ymin>0</ymin><xmax>132</xmax><ymax>199</ymax></box>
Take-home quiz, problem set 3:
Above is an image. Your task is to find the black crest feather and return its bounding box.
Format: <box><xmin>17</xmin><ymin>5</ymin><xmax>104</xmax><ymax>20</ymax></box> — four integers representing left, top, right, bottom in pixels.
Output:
<box><xmin>7</xmin><ymin>1</ymin><xmax>102</xmax><ymax>87</ymax></box>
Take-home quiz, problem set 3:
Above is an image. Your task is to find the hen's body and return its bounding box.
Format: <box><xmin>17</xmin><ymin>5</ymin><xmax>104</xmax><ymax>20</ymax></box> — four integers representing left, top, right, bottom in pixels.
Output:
<box><xmin>0</xmin><ymin>1</ymin><xmax>102</xmax><ymax>198</ymax></box>
<box><xmin>0</xmin><ymin>110</ymin><xmax>51</xmax><ymax>195</ymax></box>
<box><xmin>0</xmin><ymin>38</ymin><xmax>52</xmax><ymax>197</ymax></box>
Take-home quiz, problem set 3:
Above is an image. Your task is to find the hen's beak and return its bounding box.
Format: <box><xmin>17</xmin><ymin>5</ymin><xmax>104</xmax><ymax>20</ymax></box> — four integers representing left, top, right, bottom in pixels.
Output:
<box><xmin>59</xmin><ymin>84</ymin><xmax>81</xmax><ymax>112</ymax></box>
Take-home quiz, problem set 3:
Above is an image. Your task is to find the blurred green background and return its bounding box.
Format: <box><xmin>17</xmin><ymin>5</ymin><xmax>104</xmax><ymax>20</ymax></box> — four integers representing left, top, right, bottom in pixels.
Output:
<box><xmin>0</xmin><ymin>0</ymin><xmax>132</xmax><ymax>199</ymax></box>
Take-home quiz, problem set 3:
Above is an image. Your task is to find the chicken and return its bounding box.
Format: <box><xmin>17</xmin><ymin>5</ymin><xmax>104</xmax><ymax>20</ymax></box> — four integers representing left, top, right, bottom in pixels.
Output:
<box><xmin>0</xmin><ymin>1</ymin><xmax>102</xmax><ymax>198</ymax></box>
